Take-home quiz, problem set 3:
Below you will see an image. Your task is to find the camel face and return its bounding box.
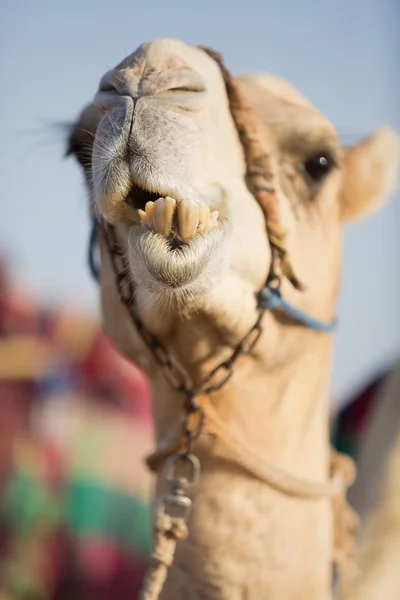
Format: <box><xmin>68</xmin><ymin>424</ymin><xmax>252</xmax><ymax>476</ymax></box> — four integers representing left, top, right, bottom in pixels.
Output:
<box><xmin>91</xmin><ymin>39</ymin><xmax>344</xmax><ymax>316</ymax></box>
<box><xmin>88</xmin><ymin>39</ymin><xmax>271</xmax><ymax>303</ymax></box>
<box><xmin>68</xmin><ymin>39</ymin><xmax>399</xmax><ymax>323</ymax></box>
<box><xmin>92</xmin><ymin>39</ymin><xmax>235</xmax><ymax>219</ymax></box>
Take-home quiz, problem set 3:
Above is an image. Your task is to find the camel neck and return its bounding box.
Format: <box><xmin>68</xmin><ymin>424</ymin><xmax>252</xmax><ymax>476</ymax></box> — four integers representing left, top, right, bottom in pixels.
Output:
<box><xmin>151</xmin><ymin>326</ymin><xmax>333</xmax><ymax>481</ymax></box>
<box><xmin>150</xmin><ymin>329</ymin><xmax>334</xmax><ymax>600</ymax></box>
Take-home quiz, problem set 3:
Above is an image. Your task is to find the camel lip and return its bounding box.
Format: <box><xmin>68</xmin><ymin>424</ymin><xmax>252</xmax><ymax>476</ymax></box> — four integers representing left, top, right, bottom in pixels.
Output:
<box><xmin>131</xmin><ymin>219</ymin><xmax>190</xmax><ymax>251</ymax></box>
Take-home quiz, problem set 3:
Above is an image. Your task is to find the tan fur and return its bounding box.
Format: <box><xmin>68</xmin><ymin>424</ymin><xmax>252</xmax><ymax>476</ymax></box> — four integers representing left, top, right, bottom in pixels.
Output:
<box><xmin>67</xmin><ymin>39</ymin><xmax>400</xmax><ymax>599</ymax></box>
<box><xmin>340</xmin><ymin>127</ymin><xmax>400</xmax><ymax>222</ymax></box>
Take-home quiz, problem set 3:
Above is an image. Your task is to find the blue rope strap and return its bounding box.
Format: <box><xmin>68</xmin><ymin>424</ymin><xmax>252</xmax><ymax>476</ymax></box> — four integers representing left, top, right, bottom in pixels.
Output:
<box><xmin>258</xmin><ymin>287</ymin><xmax>336</xmax><ymax>333</ymax></box>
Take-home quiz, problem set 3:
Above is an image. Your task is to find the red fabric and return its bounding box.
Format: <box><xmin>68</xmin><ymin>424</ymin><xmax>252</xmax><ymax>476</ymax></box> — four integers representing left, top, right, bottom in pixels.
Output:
<box><xmin>0</xmin><ymin>258</ymin><xmax>152</xmax><ymax>599</ymax></box>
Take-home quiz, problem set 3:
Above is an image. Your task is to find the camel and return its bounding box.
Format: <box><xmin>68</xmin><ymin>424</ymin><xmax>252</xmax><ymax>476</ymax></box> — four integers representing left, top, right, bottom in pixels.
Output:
<box><xmin>66</xmin><ymin>39</ymin><xmax>400</xmax><ymax>599</ymax></box>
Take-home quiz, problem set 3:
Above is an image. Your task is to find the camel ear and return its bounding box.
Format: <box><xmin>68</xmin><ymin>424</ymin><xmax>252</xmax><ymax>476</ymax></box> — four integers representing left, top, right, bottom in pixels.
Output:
<box><xmin>339</xmin><ymin>126</ymin><xmax>400</xmax><ymax>222</ymax></box>
<box><xmin>66</xmin><ymin>103</ymin><xmax>102</xmax><ymax>170</ymax></box>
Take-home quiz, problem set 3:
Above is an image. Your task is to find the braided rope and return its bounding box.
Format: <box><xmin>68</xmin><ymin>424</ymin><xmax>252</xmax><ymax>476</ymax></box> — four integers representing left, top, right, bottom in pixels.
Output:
<box><xmin>139</xmin><ymin>514</ymin><xmax>188</xmax><ymax>600</ymax></box>
<box><xmin>199</xmin><ymin>47</ymin><xmax>303</xmax><ymax>290</ymax></box>
<box><xmin>330</xmin><ymin>450</ymin><xmax>361</xmax><ymax>596</ymax></box>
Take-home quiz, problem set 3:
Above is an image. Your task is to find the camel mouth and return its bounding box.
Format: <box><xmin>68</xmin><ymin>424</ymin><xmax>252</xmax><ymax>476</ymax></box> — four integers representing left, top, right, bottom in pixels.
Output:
<box><xmin>125</xmin><ymin>184</ymin><xmax>162</xmax><ymax>211</ymax></box>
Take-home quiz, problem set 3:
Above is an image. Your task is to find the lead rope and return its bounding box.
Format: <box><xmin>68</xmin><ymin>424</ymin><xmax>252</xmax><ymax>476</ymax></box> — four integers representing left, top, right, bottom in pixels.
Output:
<box><xmin>139</xmin><ymin>453</ymin><xmax>199</xmax><ymax>600</ymax></box>
<box><xmin>139</xmin><ymin>395</ymin><xmax>203</xmax><ymax>600</ymax></box>
<box><xmin>330</xmin><ymin>450</ymin><xmax>361</xmax><ymax>597</ymax></box>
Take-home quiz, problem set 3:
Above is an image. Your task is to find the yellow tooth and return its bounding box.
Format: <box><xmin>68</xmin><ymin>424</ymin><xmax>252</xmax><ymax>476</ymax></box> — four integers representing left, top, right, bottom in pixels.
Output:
<box><xmin>197</xmin><ymin>203</ymin><xmax>210</xmax><ymax>234</ymax></box>
<box><xmin>138</xmin><ymin>202</ymin><xmax>154</xmax><ymax>229</ymax></box>
<box><xmin>145</xmin><ymin>201</ymin><xmax>154</xmax><ymax>217</ymax></box>
<box><xmin>143</xmin><ymin>201</ymin><xmax>154</xmax><ymax>228</ymax></box>
<box><xmin>165</xmin><ymin>196</ymin><xmax>177</xmax><ymax>232</ymax></box>
<box><xmin>138</xmin><ymin>209</ymin><xmax>147</xmax><ymax>224</ymax></box>
<box><xmin>138</xmin><ymin>208</ymin><xmax>152</xmax><ymax>230</ymax></box>
<box><xmin>153</xmin><ymin>198</ymin><xmax>166</xmax><ymax>235</ymax></box>
<box><xmin>153</xmin><ymin>197</ymin><xmax>176</xmax><ymax>236</ymax></box>
<box><xmin>177</xmin><ymin>201</ymin><xmax>200</xmax><ymax>240</ymax></box>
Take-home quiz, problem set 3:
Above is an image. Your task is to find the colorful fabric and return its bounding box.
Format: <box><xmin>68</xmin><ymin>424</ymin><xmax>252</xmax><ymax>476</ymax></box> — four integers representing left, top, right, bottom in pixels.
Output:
<box><xmin>331</xmin><ymin>369</ymin><xmax>391</xmax><ymax>460</ymax></box>
<box><xmin>0</xmin><ymin>259</ymin><xmax>153</xmax><ymax>599</ymax></box>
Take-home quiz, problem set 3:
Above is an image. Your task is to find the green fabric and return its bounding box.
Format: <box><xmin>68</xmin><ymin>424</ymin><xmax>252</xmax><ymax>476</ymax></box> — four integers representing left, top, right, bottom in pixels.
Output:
<box><xmin>3</xmin><ymin>471</ymin><xmax>151</xmax><ymax>558</ymax></box>
<box><xmin>2</xmin><ymin>471</ymin><xmax>60</xmax><ymax>535</ymax></box>
<box><xmin>65</xmin><ymin>479</ymin><xmax>151</xmax><ymax>556</ymax></box>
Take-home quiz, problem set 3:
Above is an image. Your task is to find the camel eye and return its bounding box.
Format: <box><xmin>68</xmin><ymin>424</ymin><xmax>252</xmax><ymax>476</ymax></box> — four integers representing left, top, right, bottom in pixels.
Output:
<box><xmin>302</xmin><ymin>153</ymin><xmax>336</xmax><ymax>182</ymax></box>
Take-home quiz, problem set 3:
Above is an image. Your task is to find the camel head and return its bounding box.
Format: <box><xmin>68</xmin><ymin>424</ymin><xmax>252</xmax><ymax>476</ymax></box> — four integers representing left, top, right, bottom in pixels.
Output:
<box><xmin>67</xmin><ymin>38</ymin><xmax>399</xmax><ymax>350</ymax></box>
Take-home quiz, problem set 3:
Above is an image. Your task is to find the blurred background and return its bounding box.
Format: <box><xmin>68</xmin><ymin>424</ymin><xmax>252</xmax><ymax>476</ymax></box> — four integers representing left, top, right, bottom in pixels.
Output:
<box><xmin>0</xmin><ymin>0</ymin><xmax>399</xmax><ymax>598</ymax></box>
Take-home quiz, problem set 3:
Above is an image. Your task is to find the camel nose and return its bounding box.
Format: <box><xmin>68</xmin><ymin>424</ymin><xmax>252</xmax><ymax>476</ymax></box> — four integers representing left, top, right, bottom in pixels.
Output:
<box><xmin>98</xmin><ymin>68</ymin><xmax>139</xmax><ymax>98</ymax></box>
<box><xmin>93</xmin><ymin>89</ymin><xmax>135</xmax><ymax>116</ymax></box>
<box><xmin>94</xmin><ymin>65</ymin><xmax>207</xmax><ymax>116</ymax></box>
<box><xmin>93</xmin><ymin>68</ymin><xmax>139</xmax><ymax>115</ymax></box>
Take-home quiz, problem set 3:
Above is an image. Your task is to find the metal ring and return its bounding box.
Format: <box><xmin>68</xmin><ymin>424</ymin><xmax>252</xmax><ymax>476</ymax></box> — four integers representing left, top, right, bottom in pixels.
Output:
<box><xmin>165</xmin><ymin>452</ymin><xmax>201</xmax><ymax>490</ymax></box>
<box><xmin>154</xmin><ymin>492</ymin><xmax>193</xmax><ymax>521</ymax></box>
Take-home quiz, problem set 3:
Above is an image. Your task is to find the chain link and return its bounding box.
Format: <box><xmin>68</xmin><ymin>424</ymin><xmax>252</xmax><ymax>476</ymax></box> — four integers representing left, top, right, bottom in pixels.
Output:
<box><xmin>102</xmin><ymin>222</ymin><xmax>266</xmax><ymax>403</ymax></box>
<box><xmin>101</xmin><ymin>221</ymin><xmax>266</xmax><ymax>460</ymax></box>
<box><xmin>182</xmin><ymin>395</ymin><xmax>205</xmax><ymax>455</ymax></box>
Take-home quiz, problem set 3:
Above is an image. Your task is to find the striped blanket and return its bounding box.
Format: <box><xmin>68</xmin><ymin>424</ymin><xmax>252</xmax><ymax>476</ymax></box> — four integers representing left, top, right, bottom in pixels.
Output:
<box><xmin>0</xmin><ymin>263</ymin><xmax>153</xmax><ymax>599</ymax></box>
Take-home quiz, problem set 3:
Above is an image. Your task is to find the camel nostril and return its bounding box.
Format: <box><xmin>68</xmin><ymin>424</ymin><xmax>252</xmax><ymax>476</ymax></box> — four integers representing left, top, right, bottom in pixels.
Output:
<box><xmin>99</xmin><ymin>82</ymin><xmax>118</xmax><ymax>94</ymax></box>
<box><xmin>97</xmin><ymin>84</ymin><xmax>118</xmax><ymax>112</ymax></box>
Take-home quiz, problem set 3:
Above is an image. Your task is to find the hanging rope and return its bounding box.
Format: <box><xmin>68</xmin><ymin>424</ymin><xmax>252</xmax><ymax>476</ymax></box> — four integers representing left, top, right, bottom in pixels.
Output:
<box><xmin>139</xmin><ymin>450</ymin><xmax>200</xmax><ymax>600</ymax></box>
<box><xmin>140</xmin><ymin>513</ymin><xmax>188</xmax><ymax>600</ymax></box>
<box><xmin>330</xmin><ymin>450</ymin><xmax>361</xmax><ymax>597</ymax></box>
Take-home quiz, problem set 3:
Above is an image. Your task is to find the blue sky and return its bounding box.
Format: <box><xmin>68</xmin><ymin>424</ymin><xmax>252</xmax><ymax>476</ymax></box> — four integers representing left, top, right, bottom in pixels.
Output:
<box><xmin>1</xmin><ymin>0</ymin><xmax>399</xmax><ymax>404</ymax></box>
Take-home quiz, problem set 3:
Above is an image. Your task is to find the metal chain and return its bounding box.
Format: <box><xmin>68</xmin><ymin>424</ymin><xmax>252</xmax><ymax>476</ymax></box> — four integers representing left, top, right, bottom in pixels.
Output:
<box><xmin>97</xmin><ymin>221</ymin><xmax>268</xmax><ymax>599</ymax></box>
<box><xmin>102</xmin><ymin>222</ymin><xmax>266</xmax><ymax>406</ymax></box>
